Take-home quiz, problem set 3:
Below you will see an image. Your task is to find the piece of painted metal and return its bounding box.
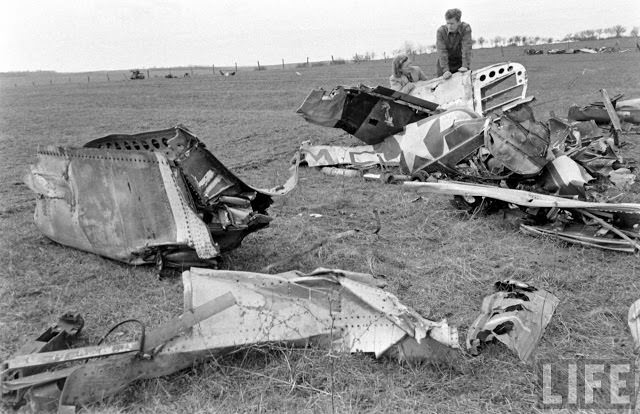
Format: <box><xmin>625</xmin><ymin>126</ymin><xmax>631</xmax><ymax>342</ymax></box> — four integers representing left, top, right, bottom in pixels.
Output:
<box><xmin>300</xmin><ymin>108</ymin><xmax>482</xmax><ymax>174</ymax></box>
<box><xmin>467</xmin><ymin>280</ymin><xmax>559</xmax><ymax>362</ymax></box>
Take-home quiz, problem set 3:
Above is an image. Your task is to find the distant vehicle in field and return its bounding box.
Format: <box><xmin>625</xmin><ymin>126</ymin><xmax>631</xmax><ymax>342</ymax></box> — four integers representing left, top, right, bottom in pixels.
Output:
<box><xmin>219</xmin><ymin>70</ymin><xmax>236</xmax><ymax>77</ymax></box>
<box><xmin>130</xmin><ymin>70</ymin><xmax>145</xmax><ymax>80</ymax></box>
<box><xmin>524</xmin><ymin>48</ymin><xmax>543</xmax><ymax>55</ymax></box>
<box><xmin>165</xmin><ymin>73</ymin><xmax>177</xmax><ymax>79</ymax></box>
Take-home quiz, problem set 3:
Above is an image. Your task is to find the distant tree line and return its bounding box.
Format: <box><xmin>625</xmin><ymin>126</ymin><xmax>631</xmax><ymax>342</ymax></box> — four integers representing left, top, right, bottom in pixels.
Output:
<box><xmin>391</xmin><ymin>25</ymin><xmax>638</xmax><ymax>56</ymax></box>
<box><xmin>563</xmin><ymin>25</ymin><xmax>638</xmax><ymax>41</ymax></box>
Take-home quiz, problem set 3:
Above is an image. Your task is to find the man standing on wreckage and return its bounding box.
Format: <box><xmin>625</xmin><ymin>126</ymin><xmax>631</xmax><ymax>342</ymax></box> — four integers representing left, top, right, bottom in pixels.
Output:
<box><xmin>436</xmin><ymin>8</ymin><xmax>473</xmax><ymax>79</ymax></box>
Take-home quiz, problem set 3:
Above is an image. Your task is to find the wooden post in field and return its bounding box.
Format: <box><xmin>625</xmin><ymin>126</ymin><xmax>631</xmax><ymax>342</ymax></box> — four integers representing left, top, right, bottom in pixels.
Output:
<box><xmin>190</xmin><ymin>67</ymin><xmax>193</xmax><ymax>77</ymax></box>
<box><xmin>235</xmin><ymin>62</ymin><xmax>238</xmax><ymax>72</ymax></box>
<box><xmin>331</xmin><ymin>55</ymin><xmax>334</xmax><ymax>64</ymax></box>
<box><xmin>257</xmin><ymin>61</ymin><xmax>261</xmax><ymax>71</ymax></box>
<box><xmin>383</xmin><ymin>52</ymin><xmax>387</xmax><ymax>62</ymax></box>
<box><xmin>107</xmin><ymin>74</ymin><xmax>110</xmax><ymax>82</ymax></box>
<box><xmin>282</xmin><ymin>58</ymin><xmax>284</xmax><ymax>69</ymax></box>
<box><xmin>87</xmin><ymin>76</ymin><xmax>90</xmax><ymax>83</ymax></box>
<box><xmin>306</xmin><ymin>57</ymin><xmax>309</xmax><ymax>67</ymax></box>
<box><xmin>147</xmin><ymin>69</ymin><xmax>150</xmax><ymax>79</ymax></box>
<box><xmin>212</xmin><ymin>64</ymin><xmax>215</xmax><ymax>74</ymax></box>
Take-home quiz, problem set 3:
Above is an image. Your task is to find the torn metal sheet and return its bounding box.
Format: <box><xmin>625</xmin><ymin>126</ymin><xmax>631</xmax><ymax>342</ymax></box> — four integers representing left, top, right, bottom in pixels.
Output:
<box><xmin>410</xmin><ymin>62</ymin><xmax>529</xmax><ymax>115</ymax></box>
<box><xmin>467</xmin><ymin>280</ymin><xmax>559</xmax><ymax>362</ymax></box>
<box><xmin>629</xmin><ymin>299</ymin><xmax>640</xmax><ymax>353</ymax></box>
<box><xmin>2</xmin><ymin>268</ymin><xmax>459</xmax><ymax>411</ymax></box>
<box><xmin>24</xmin><ymin>126</ymin><xmax>298</xmax><ymax>268</ymax></box>
<box><xmin>540</xmin><ymin>155</ymin><xmax>593</xmax><ymax>198</ymax></box>
<box><xmin>296</xmin><ymin>85</ymin><xmax>438</xmax><ymax>145</ymax></box>
<box><xmin>300</xmin><ymin>108</ymin><xmax>483</xmax><ymax>174</ymax></box>
<box><xmin>484</xmin><ymin>114</ymin><xmax>550</xmax><ymax>176</ymax></box>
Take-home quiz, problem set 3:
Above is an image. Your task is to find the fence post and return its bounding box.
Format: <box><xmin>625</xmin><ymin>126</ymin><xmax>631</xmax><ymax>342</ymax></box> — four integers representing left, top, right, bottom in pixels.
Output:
<box><xmin>107</xmin><ymin>74</ymin><xmax>110</xmax><ymax>81</ymax></box>
<box><xmin>331</xmin><ymin>55</ymin><xmax>334</xmax><ymax>64</ymax></box>
<box><xmin>306</xmin><ymin>57</ymin><xmax>309</xmax><ymax>67</ymax></box>
<box><xmin>87</xmin><ymin>76</ymin><xmax>90</xmax><ymax>83</ymax></box>
<box><xmin>235</xmin><ymin>62</ymin><xmax>238</xmax><ymax>72</ymax></box>
<box><xmin>147</xmin><ymin>69</ymin><xmax>150</xmax><ymax>79</ymax></box>
<box><xmin>282</xmin><ymin>58</ymin><xmax>284</xmax><ymax>69</ymax></box>
<box><xmin>212</xmin><ymin>64</ymin><xmax>215</xmax><ymax>74</ymax></box>
<box><xmin>190</xmin><ymin>67</ymin><xmax>193</xmax><ymax>77</ymax></box>
<box><xmin>257</xmin><ymin>60</ymin><xmax>261</xmax><ymax>71</ymax></box>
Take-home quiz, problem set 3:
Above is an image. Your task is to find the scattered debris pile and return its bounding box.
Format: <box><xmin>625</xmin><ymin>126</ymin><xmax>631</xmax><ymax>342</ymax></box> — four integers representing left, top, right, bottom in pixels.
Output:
<box><xmin>297</xmin><ymin>64</ymin><xmax>640</xmax><ymax>252</ymax></box>
<box><xmin>23</xmin><ymin>126</ymin><xmax>298</xmax><ymax>270</ymax></box>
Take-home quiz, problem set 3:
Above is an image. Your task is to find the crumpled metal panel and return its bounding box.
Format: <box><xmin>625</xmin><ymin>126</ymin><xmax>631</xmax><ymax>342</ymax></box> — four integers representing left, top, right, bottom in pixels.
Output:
<box><xmin>466</xmin><ymin>280</ymin><xmax>559</xmax><ymax>362</ymax></box>
<box><xmin>484</xmin><ymin>114</ymin><xmax>550</xmax><ymax>176</ymax></box>
<box><xmin>25</xmin><ymin>147</ymin><xmax>216</xmax><ymax>264</ymax></box>
<box><xmin>296</xmin><ymin>85</ymin><xmax>437</xmax><ymax>145</ymax></box>
<box><xmin>540</xmin><ymin>155</ymin><xmax>593</xmax><ymax>198</ymax></box>
<box><xmin>172</xmin><ymin>267</ymin><xmax>459</xmax><ymax>361</ymax></box>
<box><xmin>300</xmin><ymin>108</ymin><xmax>482</xmax><ymax>174</ymax></box>
<box><xmin>24</xmin><ymin>126</ymin><xmax>298</xmax><ymax>267</ymax></box>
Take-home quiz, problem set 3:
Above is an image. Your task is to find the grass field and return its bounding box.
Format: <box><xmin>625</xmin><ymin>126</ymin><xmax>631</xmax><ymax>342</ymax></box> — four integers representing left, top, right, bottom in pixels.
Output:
<box><xmin>1</xmin><ymin>39</ymin><xmax>640</xmax><ymax>413</ymax></box>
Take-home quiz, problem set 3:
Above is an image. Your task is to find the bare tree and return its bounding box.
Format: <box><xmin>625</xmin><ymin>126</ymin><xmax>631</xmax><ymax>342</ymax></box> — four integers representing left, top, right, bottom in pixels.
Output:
<box><xmin>547</xmin><ymin>37</ymin><xmax>554</xmax><ymax>44</ymax></box>
<box><xmin>477</xmin><ymin>36</ymin><xmax>485</xmax><ymax>48</ymax></box>
<box><xmin>613</xmin><ymin>25</ymin><xmax>626</xmax><ymax>37</ymax></box>
<box><xmin>630</xmin><ymin>26</ymin><xmax>639</xmax><ymax>37</ymax></box>
<box><xmin>493</xmin><ymin>36</ymin><xmax>504</xmax><ymax>47</ymax></box>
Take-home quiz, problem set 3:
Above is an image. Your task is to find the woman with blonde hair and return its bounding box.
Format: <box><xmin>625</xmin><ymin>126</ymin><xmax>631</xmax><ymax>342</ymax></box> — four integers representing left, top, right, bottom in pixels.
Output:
<box><xmin>389</xmin><ymin>54</ymin><xmax>427</xmax><ymax>93</ymax></box>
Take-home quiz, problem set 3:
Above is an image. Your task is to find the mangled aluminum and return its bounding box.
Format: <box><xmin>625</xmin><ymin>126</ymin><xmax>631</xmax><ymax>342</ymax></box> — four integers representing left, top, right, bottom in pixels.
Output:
<box><xmin>297</xmin><ymin>62</ymin><xmax>529</xmax><ymax>147</ymax></box>
<box><xmin>297</xmin><ymin>85</ymin><xmax>439</xmax><ymax>145</ymax></box>
<box><xmin>23</xmin><ymin>126</ymin><xmax>298</xmax><ymax>269</ymax></box>
<box><xmin>297</xmin><ymin>63</ymin><xmax>534</xmax><ymax>179</ymax></box>
<box><xmin>1</xmin><ymin>268</ymin><xmax>459</xmax><ymax>411</ymax></box>
<box><xmin>484</xmin><ymin>112</ymin><xmax>550</xmax><ymax>176</ymax></box>
<box><xmin>467</xmin><ymin>280</ymin><xmax>559</xmax><ymax>362</ymax></box>
<box><xmin>629</xmin><ymin>299</ymin><xmax>640</xmax><ymax>353</ymax></box>
<box><xmin>300</xmin><ymin>108</ymin><xmax>484</xmax><ymax>174</ymax></box>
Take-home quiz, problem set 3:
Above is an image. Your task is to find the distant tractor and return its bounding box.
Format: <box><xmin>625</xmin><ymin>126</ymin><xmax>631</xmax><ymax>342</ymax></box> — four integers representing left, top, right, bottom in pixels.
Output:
<box><xmin>130</xmin><ymin>70</ymin><xmax>145</xmax><ymax>80</ymax></box>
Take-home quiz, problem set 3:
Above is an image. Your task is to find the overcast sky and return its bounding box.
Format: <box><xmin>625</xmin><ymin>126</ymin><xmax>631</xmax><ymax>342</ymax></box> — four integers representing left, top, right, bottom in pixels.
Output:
<box><xmin>2</xmin><ymin>0</ymin><xmax>638</xmax><ymax>72</ymax></box>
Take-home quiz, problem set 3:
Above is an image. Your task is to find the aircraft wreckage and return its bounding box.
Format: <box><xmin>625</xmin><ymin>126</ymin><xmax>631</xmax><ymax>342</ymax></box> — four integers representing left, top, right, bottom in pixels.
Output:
<box><xmin>6</xmin><ymin>61</ymin><xmax>640</xmax><ymax>412</ymax></box>
<box><xmin>23</xmin><ymin>126</ymin><xmax>298</xmax><ymax>270</ymax></box>
<box><xmin>296</xmin><ymin>62</ymin><xmax>640</xmax><ymax>253</ymax></box>
<box><xmin>2</xmin><ymin>270</ymin><xmax>562</xmax><ymax>412</ymax></box>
